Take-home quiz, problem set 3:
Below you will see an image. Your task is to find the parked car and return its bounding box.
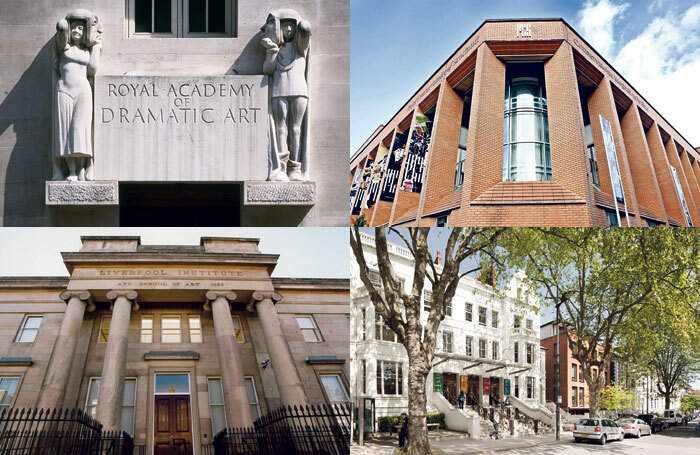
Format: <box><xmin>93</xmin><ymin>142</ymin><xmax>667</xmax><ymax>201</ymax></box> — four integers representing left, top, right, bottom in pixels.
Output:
<box><xmin>638</xmin><ymin>414</ymin><xmax>667</xmax><ymax>433</ymax></box>
<box><xmin>615</xmin><ymin>418</ymin><xmax>652</xmax><ymax>438</ymax></box>
<box><xmin>664</xmin><ymin>409</ymin><xmax>684</xmax><ymax>426</ymax></box>
<box><xmin>573</xmin><ymin>418</ymin><xmax>624</xmax><ymax>445</ymax></box>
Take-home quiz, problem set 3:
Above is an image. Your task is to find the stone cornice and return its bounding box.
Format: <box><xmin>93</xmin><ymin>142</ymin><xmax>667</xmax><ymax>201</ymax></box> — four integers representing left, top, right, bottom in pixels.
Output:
<box><xmin>0</xmin><ymin>277</ymin><xmax>69</xmax><ymax>289</ymax></box>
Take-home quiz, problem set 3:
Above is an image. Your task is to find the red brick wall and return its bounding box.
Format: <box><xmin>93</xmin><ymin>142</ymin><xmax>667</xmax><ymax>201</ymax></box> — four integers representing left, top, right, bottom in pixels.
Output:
<box><xmin>370</xmin><ymin>200</ymin><xmax>392</xmax><ymax>226</ymax></box>
<box><xmin>665</xmin><ymin>139</ymin><xmax>700</xmax><ymax>226</ymax></box>
<box><xmin>679</xmin><ymin>149</ymin><xmax>700</xmax><ymax>222</ymax></box>
<box><xmin>646</xmin><ymin>123</ymin><xmax>686</xmax><ymax>224</ymax></box>
<box><xmin>619</xmin><ymin>105</ymin><xmax>668</xmax><ymax>222</ymax></box>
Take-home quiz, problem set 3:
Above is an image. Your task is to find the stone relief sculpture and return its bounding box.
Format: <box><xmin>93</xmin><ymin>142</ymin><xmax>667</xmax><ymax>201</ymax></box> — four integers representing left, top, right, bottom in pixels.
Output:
<box><xmin>52</xmin><ymin>9</ymin><xmax>102</xmax><ymax>181</ymax></box>
<box><xmin>261</xmin><ymin>9</ymin><xmax>311</xmax><ymax>182</ymax></box>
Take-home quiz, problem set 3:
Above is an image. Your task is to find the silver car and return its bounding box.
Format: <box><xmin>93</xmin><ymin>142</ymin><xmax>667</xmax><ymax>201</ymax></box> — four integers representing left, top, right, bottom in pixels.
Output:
<box><xmin>616</xmin><ymin>418</ymin><xmax>652</xmax><ymax>438</ymax></box>
<box><xmin>573</xmin><ymin>418</ymin><xmax>624</xmax><ymax>445</ymax></box>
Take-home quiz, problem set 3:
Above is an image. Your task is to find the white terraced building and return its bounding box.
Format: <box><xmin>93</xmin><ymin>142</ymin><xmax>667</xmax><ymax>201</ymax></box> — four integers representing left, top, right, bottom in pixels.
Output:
<box><xmin>350</xmin><ymin>232</ymin><xmax>551</xmax><ymax>437</ymax></box>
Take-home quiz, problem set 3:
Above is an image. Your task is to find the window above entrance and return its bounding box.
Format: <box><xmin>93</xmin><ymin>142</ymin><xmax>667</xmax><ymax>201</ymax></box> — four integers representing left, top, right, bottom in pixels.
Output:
<box><xmin>127</xmin><ymin>0</ymin><xmax>236</xmax><ymax>37</ymax></box>
<box><xmin>155</xmin><ymin>373</ymin><xmax>190</xmax><ymax>394</ymax></box>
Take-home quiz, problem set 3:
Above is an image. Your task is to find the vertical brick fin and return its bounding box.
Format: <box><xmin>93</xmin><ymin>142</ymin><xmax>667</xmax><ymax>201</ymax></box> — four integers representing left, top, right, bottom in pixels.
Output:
<box><xmin>452</xmin><ymin>44</ymin><xmax>506</xmax><ymax>225</ymax></box>
<box><xmin>646</xmin><ymin>123</ymin><xmax>686</xmax><ymax>225</ymax></box>
<box><xmin>619</xmin><ymin>105</ymin><xmax>668</xmax><ymax>224</ymax></box>
<box><xmin>678</xmin><ymin>149</ymin><xmax>700</xmax><ymax>223</ymax></box>
<box><xmin>665</xmin><ymin>140</ymin><xmax>700</xmax><ymax>226</ymax></box>
<box><xmin>417</xmin><ymin>82</ymin><xmax>464</xmax><ymax>226</ymax></box>
<box><xmin>585</xmin><ymin>77</ymin><xmax>643</xmax><ymax>226</ymax></box>
<box><xmin>544</xmin><ymin>41</ymin><xmax>591</xmax><ymax>203</ymax></box>
<box><xmin>690</xmin><ymin>160</ymin><xmax>700</xmax><ymax>221</ymax></box>
<box><xmin>388</xmin><ymin>108</ymin><xmax>419</xmax><ymax>226</ymax></box>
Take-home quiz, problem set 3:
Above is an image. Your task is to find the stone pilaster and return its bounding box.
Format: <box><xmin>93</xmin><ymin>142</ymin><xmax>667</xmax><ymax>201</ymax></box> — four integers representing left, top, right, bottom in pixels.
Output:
<box><xmin>206</xmin><ymin>291</ymin><xmax>254</xmax><ymax>428</ymax></box>
<box><xmin>96</xmin><ymin>290</ymin><xmax>137</xmax><ymax>431</ymax></box>
<box><xmin>36</xmin><ymin>291</ymin><xmax>93</xmax><ymax>409</ymax></box>
<box><xmin>251</xmin><ymin>291</ymin><xmax>307</xmax><ymax>407</ymax></box>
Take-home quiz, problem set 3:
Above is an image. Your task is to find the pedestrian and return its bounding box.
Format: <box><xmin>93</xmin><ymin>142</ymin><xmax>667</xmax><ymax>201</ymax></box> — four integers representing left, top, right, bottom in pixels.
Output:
<box><xmin>398</xmin><ymin>412</ymin><xmax>408</xmax><ymax>449</ymax></box>
<box><xmin>489</xmin><ymin>410</ymin><xmax>500</xmax><ymax>440</ymax></box>
<box><xmin>442</xmin><ymin>387</ymin><xmax>448</xmax><ymax>400</ymax></box>
<box><xmin>458</xmin><ymin>391</ymin><xmax>465</xmax><ymax>410</ymax></box>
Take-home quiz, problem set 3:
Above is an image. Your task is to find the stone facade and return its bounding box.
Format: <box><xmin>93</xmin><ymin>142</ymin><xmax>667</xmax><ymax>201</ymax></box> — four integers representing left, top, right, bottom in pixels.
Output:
<box><xmin>0</xmin><ymin>237</ymin><xmax>349</xmax><ymax>452</ymax></box>
<box><xmin>350</xmin><ymin>18</ymin><xmax>697</xmax><ymax>227</ymax></box>
<box><xmin>0</xmin><ymin>0</ymin><xmax>349</xmax><ymax>226</ymax></box>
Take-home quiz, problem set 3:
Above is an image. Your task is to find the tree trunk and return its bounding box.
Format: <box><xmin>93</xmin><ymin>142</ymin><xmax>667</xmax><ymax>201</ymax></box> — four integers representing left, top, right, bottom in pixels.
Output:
<box><xmin>664</xmin><ymin>393</ymin><xmax>672</xmax><ymax>411</ymax></box>
<box><xmin>405</xmin><ymin>361</ymin><xmax>431</xmax><ymax>454</ymax></box>
<box><xmin>588</xmin><ymin>378</ymin><xmax>602</xmax><ymax>418</ymax></box>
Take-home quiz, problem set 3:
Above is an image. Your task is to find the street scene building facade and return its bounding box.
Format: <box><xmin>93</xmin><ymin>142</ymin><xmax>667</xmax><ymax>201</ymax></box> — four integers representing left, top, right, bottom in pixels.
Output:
<box><xmin>350</xmin><ymin>232</ymin><xmax>549</xmax><ymax>438</ymax></box>
<box><xmin>0</xmin><ymin>0</ymin><xmax>349</xmax><ymax>226</ymax></box>
<box><xmin>350</xmin><ymin>18</ymin><xmax>699</xmax><ymax>227</ymax></box>
<box><xmin>0</xmin><ymin>236</ymin><xmax>350</xmax><ymax>453</ymax></box>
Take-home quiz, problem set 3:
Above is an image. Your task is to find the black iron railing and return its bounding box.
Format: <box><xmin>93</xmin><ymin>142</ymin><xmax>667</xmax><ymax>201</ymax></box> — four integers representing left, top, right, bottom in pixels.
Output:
<box><xmin>0</xmin><ymin>408</ymin><xmax>133</xmax><ymax>455</ymax></box>
<box><xmin>214</xmin><ymin>403</ymin><xmax>350</xmax><ymax>455</ymax></box>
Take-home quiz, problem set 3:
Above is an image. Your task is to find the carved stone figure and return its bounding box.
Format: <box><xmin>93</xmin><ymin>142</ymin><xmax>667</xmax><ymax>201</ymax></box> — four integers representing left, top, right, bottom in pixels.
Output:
<box><xmin>261</xmin><ymin>9</ymin><xmax>311</xmax><ymax>182</ymax></box>
<box><xmin>52</xmin><ymin>9</ymin><xmax>102</xmax><ymax>181</ymax></box>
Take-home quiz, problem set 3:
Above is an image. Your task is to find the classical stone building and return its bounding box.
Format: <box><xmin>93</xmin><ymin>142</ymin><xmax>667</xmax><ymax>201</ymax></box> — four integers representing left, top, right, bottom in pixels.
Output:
<box><xmin>350</xmin><ymin>18</ymin><xmax>698</xmax><ymax>227</ymax></box>
<box><xmin>0</xmin><ymin>236</ymin><xmax>350</xmax><ymax>453</ymax></box>
<box><xmin>350</xmin><ymin>232</ymin><xmax>549</xmax><ymax>437</ymax></box>
<box><xmin>0</xmin><ymin>0</ymin><xmax>349</xmax><ymax>226</ymax></box>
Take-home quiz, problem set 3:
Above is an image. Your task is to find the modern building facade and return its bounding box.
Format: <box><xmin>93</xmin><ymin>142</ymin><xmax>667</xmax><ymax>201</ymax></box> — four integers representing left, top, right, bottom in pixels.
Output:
<box><xmin>0</xmin><ymin>0</ymin><xmax>349</xmax><ymax>227</ymax></box>
<box><xmin>0</xmin><ymin>236</ymin><xmax>349</xmax><ymax>453</ymax></box>
<box><xmin>350</xmin><ymin>232</ymin><xmax>546</xmax><ymax>422</ymax></box>
<box><xmin>350</xmin><ymin>18</ymin><xmax>699</xmax><ymax>227</ymax></box>
<box><xmin>540</xmin><ymin>322</ymin><xmax>611</xmax><ymax>415</ymax></box>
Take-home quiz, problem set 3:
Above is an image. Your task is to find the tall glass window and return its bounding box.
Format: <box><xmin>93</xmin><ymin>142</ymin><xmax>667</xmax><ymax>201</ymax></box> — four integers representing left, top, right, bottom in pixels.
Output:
<box><xmin>503</xmin><ymin>64</ymin><xmax>551</xmax><ymax>182</ymax></box>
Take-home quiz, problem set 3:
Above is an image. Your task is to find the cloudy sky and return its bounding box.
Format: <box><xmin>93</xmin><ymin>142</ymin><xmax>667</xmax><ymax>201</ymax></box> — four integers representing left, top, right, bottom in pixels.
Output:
<box><xmin>350</xmin><ymin>0</ymin><xmax>700</xmax><ymax>153</ymax></box>
<box><xmin>0</xmin><ymin>228</ymin><xmax>349</xmax><ymax>278</ymax></box>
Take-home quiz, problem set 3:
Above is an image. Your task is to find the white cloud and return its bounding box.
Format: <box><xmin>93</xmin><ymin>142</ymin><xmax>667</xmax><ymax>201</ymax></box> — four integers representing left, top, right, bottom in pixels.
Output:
<box><xmin>577</xmin><ymin>1</ymin><xmax>700</xmax><ymax>147</ymax></box>
<box><xmin>577</xmin><ymin>0</ymin><xmax>629</xmax><ymax>59</ymax></box>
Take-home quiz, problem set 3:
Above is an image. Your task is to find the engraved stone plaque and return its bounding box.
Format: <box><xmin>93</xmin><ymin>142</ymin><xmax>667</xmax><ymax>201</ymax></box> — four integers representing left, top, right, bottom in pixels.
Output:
<box><xmin>46</xmin><ymin>181</ymin><xmax>119</xmax><ymax>205</ymax></box>
<box><xmin>244</xmin><ymin>181</ymin><xmax>316</xmax><ymax>205</ymax></box>
<box><xmin>93</xmin><ymin>75</ymin><xmax>268</xmax><ymax>181</ymax></box>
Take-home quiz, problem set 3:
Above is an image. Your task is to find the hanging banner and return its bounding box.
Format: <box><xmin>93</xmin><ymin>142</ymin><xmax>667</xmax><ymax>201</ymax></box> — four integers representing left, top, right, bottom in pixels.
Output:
<box><xmin>599</xmin><ymin>115</ymin><xmax>630</xmax><ymax>226</ymax></box>
<box><xmin>351</xmin><ymin>159</ymin><xmax>373</xmax><ymax>215</ymax></box>
<box><xmin>504</xmin><ymin>379</ymin><xmax>511</xmax><ymax>396</ymax></box>
<box><xmin>483</xmin><ymin>377</ymin><xmax>490</xmax><ymax>395</ymax></box>
<box><xmin>380</xmin><ymin>131</ymin><xmax>408</xmax><ymax>202</ymax></box>
<box><xmin>434</xmin><ymin>373</ymin><xmax>443</xmax><ymax>392</ymax></box>
<box><xmin>670</xmin><ymin>164</ymin><xmax>694</xmax><ymax>226</ymax></box>
<box><xmin>364</xmin><ymin>145</ymin><xmax>390</xmax><ymax>209</ymax></box>
<box><xmin>401</xmin><ymin>112</ymin><xmax>432</xmax><ymax>193</ymax></box>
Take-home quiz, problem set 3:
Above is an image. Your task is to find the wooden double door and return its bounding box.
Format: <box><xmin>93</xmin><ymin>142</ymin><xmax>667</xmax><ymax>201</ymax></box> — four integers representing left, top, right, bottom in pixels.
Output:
<box><xmin>154</xmin><ymin>395</ymin><xmax>193</xmax><ymax>455</ymax></box>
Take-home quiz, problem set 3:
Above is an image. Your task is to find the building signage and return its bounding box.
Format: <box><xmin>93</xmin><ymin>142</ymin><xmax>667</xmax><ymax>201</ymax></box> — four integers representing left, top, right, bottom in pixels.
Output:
<box><xmin>504</xmin><ymin>379</ymin><xmax>511</xmax><ymax>396</ymax></box>
<box><xmin>516</xmin><ymin>24</ymin><xmax>531</xmax><ymax>38</ymax></box>
<box><xmin>434</xmin><ymin>373</ymin><xmax>443</xmax><ymax>392</ymax></box>
<box><xmin>351</xmin><ymin>159</ymin><xmax>373</xmax><ymax>215</ymax></box>
<box><xmin>93</xmin><ymin>75</ymin><xmax>268</xmax><ymax>182</ymax></box>
<box><xmin>669</xmin><ymin>165</ymin><xmax>694</xmax><ymax>226</ymax></box>
<box><xmin>94</xmin><ymin>268</ymin><xmax>245</xmax><ymax>278</ymax></box>
<box><xmin>380</xmin><ymin>131</ymin><xmax>407</xmax><ymax>202</ymax></box>
<box><xmin>483</xmin><ymin>377</ymin><xmax>490</xmax><ymax>395</ymax></box>
<box><xmin>599</xmin><ymin>115</ymin><xmax>630</xmax><ymax>226</ymax></box>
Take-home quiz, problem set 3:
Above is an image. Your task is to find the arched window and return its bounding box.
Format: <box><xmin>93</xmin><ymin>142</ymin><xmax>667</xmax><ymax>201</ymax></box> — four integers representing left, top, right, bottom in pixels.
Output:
<box><xmin>503</xmin><ymin>64</ymin><xmax>551</xmax><ymax>181</ymax></box>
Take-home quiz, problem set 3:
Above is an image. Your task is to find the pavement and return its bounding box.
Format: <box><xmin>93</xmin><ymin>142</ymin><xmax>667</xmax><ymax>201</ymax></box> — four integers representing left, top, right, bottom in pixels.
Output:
<box><xmin>351</xmin><ymin>419</ymin><xmax>700</xmax><ymax>454</ymax></box>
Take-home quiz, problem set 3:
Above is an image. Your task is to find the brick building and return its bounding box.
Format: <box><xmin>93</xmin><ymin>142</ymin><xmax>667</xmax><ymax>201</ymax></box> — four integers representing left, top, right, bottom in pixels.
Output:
<box><xmin>0</xmin><ymin>236</ymin><xmax>349</xmax><ymax>454</ymax></box>
<box><xmin>540</xmin><ymin>322</ymin><xmax>611</xmax><ymax>414</ymax></box>
<box><xmin>350</xmin><ymin>18</ymin><xmax>698</xmax><ymax>227</ymax></box>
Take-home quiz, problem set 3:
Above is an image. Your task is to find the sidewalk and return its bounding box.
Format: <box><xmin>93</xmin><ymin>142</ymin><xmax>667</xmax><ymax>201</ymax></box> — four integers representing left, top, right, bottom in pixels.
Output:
<box><xmin>352</xmin><ymin>431</ymin><xmax>572</xmax><ymax>454</ymax></box>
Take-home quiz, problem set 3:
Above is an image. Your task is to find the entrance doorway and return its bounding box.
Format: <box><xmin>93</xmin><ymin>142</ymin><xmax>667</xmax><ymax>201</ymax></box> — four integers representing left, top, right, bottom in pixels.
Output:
<box><xmin>466</xmin><ymin>376</ymin><xmax>479</xmax><ymax>406</ymax></box>
<box><xmin>154</xmin><ymin>374</ymin><xmax>193</xmax><ymax>455</ymax></box>
<box><xmin>120</xmin><ymin>183</ymin><xmax>241</xmax><ymax>226</ymax></box>
<box><xmin>489</xmin><ymin>377</ymin><xmax>500</xmax><ymax>406</ymax></box>
<box><xmin>154</xmin><ymin>395</ymin><xmax>193</xmax><ymax>455</ymax></box>
<box><xmin>442</xmin><ymin>373</ymin><xmax>457</xmax><ymax>405</ymax></box>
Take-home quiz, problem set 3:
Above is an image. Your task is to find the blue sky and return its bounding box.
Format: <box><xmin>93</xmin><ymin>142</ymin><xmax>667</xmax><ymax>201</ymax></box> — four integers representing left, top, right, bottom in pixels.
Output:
<box><xmin>0</xmin><ymin>228</ymin><xmax>349</xmax><ymax>278</ymax></box>
<box><xmin>351</xmin><ymin>0</ymin><xmax>700</xmax><ymax>154</ymax></box>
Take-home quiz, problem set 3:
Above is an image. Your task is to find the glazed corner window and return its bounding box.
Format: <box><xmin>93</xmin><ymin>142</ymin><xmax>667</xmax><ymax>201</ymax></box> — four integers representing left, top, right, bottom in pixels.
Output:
<box><xmin>189</xmin><ymin>315</ymin><xmax>202</xmax><ymax>343</ymax></box>
<box><xmin>296</xmin><ymin>315</ymin><xmax>322</xmax><ymax>342</ymax></box>
<box><xmin>129</xmin><ymin>0</ymin><xmax>234</xmax><ymax>37</ymax></box>
<box><xmin>15</xmin><ymin>315</ymin><xmax>43</xmax><ymax>342</ymax></box>
<box><xmin>376</xmin><ymin>360</ymin><xmax>403</xmax><ymax>395</ymax></box>
<box><xmin>85</xmin><ymin>377</ymin><xmax>136</xmax><ymax>435</ymax></box>
<box><xmin>208</xmin><ymin>377</ymin><xmax>226</xmax><ymax>434</ymax></box>
<box><xmin>232</xmin><ymin>315</ymin><xmax>245</xmax><ymax>343</ymax></box>
<box><xmin>161</xmin><ymin>315</ymin><xmax>182</xmax><ymax>343</ymax></box>
<box><xmin>98</xmin><ymin>316</ymin><xmax>111</xmax><ymax>343</ymax></box>
<box><xmin>503</xmin><ymin>63</ymin><xmax>551</xmax><ymax>182</ymax></box>
<box><xmin>0</xmin><ymin>377</ymin><xmax>20</xmax><ymax>412</ymax></box>
<box><xmin>140</xmin><ymin>316</ymin><xmax>153</xmax><ymax>343</ymax></box>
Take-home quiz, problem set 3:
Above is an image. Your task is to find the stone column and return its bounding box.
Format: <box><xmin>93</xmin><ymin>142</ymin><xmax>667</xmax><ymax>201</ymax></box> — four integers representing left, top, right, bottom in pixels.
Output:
<box><xmin>96</xmin><ymin>290</ymin><xmax>137</xmax><ymax>431</ymax></box>
<box><xmin>251</xmin><ymin>291</ymin><xmax>307</xmax><ymax>406</ymax></box>
<box><xmin>36</xmin><ymin>291</ymin><xmax>93</xmax><ymax>409</ymax></box>
<box><xmin>206</xmin><ymin>291</ymin><xmax>254</xmax><ymax>428</ymax></box>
